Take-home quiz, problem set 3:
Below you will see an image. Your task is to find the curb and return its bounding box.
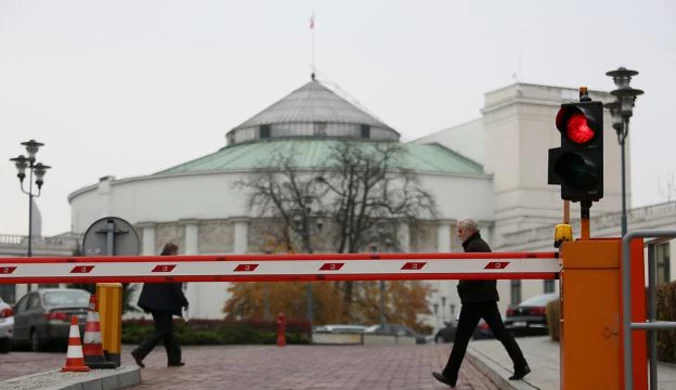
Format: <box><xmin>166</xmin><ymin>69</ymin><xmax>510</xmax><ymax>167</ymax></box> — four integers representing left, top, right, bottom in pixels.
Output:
<box><xmin>0</xmin><ymin>365</ymin><xmax>141</xmax><ymax>390</ymax></box>
<box><xmin>466</xmin><ymin>348</ymin><xmax>540</xmax><ymax>390</ymax></box>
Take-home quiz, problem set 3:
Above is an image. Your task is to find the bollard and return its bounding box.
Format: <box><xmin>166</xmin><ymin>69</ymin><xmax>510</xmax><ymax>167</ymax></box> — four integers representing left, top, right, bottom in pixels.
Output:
<box><xmin>276</xmin><ymin>312</ymin><xmax>286</xmax><ymax>347</ymax></box>
<box><xmin>96</xmin><ymin>283</ymin><xmax>123</xmax><ymax>367</ymax></box>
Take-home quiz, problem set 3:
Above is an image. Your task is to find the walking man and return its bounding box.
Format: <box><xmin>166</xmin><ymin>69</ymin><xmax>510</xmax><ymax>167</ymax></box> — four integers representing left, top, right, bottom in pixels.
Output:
<box><xmin>433</xmin><ymin>219</ymin><xmax>530</xmax><ymax>389</ymax></box>
<box><xmin>131</xmin><ymin>242</ymin><xmax>189</xmax><ymax>368</ymax></box>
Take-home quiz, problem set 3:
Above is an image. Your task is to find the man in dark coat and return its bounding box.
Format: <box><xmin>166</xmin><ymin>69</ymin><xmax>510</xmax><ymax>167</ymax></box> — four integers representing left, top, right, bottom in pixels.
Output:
<box><xmin>433</xmin><ymin>219</ymin><xmax>530</xmax><ymax>389</ymax></box>
<box><xmin>131</xmin><ymin>243</ymin><xmax>189</xmax><ymax>368</ymax></box>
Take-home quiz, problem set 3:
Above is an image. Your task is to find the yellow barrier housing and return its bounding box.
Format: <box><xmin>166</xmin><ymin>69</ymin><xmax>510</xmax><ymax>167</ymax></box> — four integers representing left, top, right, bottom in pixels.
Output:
<box><xmin>96</xmin><ymin>283</ymin><xmax>123</xmax><ymax>367</ymax></box>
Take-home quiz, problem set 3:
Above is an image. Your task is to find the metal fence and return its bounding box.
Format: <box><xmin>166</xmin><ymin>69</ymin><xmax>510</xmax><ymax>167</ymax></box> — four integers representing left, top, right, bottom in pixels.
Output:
<box><xmin>622</xmin><ymin>230</ymin><xmax>676</xmax><ymax>390</ymax></box>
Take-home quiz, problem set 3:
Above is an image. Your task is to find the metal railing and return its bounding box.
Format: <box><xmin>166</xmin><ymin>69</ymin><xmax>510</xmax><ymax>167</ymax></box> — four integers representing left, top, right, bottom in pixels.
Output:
<box><xmin>506</xmin><ymin>201</ymin><xmax>676</xmax><ymax>246</ymax></box>
<box><xmin>622</xmin><ymin>230</ymin><xmax>676</xmax><ymax>390</ymax></box>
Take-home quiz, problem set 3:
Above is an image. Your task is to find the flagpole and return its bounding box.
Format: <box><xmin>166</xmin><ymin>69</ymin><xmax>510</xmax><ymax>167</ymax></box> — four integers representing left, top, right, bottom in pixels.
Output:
<box><xmin>311</xmin><ymin>10</ymin><xmax>316</xmax><ymax>77</ymax></box>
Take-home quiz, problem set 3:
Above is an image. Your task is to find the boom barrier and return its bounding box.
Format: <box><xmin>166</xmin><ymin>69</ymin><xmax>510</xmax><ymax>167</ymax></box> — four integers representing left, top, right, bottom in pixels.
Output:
<box><xmin>0</xmin><ymin>252</ymin><xmax>560</xmax><ymax>284</ymax></box>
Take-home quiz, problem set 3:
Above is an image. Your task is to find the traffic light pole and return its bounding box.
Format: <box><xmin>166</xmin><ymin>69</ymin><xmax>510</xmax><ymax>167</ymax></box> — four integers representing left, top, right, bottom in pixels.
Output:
<box><xmin>580</xmin><ymin>200</ymin><xmax>592</xmax><ymax>240</ymax></box>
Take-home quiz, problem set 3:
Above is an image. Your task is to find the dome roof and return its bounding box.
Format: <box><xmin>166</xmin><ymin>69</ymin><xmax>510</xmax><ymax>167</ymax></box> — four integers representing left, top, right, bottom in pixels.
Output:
<box><xmin>154</xmin><ymin>139</ymin><xmax>484</xmax><ymax>177</ymax></box>
<box><xmin>225</xmin><ymin>78</ymin><xmax>400</xmax><ymax>145</ymax></box>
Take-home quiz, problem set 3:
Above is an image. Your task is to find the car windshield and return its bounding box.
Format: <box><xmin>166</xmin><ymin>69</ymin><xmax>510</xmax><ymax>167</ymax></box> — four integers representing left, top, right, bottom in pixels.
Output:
<box><xmin>43</xmin><ymin>290</ymin><xmax>90</xmax><ymax>306</ymax></box>
<box><xmin>519</xmin><ymin>293</ymin><xmax>559</xmax><ymax>307</ymax></box>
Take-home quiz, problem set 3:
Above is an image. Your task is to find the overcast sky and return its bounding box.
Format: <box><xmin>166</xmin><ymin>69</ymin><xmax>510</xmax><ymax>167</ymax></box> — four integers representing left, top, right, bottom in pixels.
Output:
<box><xmin>1</xmin><ymin>0</ymin><xmax>675</xmax><ymax>236</ymax></box>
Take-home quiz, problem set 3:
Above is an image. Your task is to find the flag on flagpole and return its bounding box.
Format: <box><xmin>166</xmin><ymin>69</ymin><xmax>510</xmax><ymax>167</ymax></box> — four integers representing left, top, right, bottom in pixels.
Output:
<box><xmin>309</xmin><ymin>13</ymin><xmax>315</xmax><ymax>29</ymax></box>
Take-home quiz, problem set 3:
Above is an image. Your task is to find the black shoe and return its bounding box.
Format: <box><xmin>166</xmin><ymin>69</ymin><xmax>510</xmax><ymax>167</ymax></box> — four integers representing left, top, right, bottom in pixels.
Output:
<box><xmin>509</xmin><ymin>365</ymin><xmax>531</xmax><ymax>380</ymax></box>
<box><xmin>432</xmin><ymin>372</ymin><xmax>456</xmax><ymax>388</ymax></box>
<box><xmin>130</xmin><ymin>350</ymin><xmax>145</xmax><ymax>368</ymax></box>
<box><xmin>168</xmin><ymin>361</ymin><xmax>185</xmax><ymax>367</ymax></box>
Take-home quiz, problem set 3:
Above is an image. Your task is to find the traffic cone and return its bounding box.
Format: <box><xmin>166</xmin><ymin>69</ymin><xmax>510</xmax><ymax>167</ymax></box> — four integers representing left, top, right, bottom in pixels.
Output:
<box><xmin>61</xmin><ymin>315</ymin><xmax>91</xmax><ymax>372</ymax></box>
<box><xmin>83</xmin><ymin>295</ymin><xmax>116</xmax><ymax>369</ymax></box>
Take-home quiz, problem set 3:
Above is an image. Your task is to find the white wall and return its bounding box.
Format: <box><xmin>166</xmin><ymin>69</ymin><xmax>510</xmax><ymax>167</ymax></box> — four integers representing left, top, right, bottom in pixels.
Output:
<box><xmin>69</xmin><ymin>171</ymin><xmax>495</xmax><ymax>233</ymax></box>
<box><xmin>409</xmin><ymin>118</ymin><xmax>484</xmax><ymax>164</ymax></box>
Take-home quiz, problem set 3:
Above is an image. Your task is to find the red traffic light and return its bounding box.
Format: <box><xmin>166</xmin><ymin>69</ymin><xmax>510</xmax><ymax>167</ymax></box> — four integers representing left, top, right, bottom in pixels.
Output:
<box><xmin>566</xmin><ymin>113</ymin><xmax>595</xmax><ymax>144</ymax></box>
<box><xmin>556</xmin><ymin>106</ymin><xmax>598</xmax><ymax>145</ymax></box>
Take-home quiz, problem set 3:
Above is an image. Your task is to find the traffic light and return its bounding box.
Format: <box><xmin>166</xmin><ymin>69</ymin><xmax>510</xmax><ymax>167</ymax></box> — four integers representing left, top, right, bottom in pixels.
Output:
<box><xmin>548</xmin><ymin>93</ymin><xmax>604</xmax><ymax>203</ymax></box>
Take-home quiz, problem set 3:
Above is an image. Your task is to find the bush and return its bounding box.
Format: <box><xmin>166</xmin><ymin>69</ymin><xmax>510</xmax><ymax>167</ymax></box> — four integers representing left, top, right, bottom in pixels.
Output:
<box><xmin>121</xmin><ymin>318</ymin><xmax>312</xmax><ymax>346</ymax></box>
<box><xmin>545</xmin><ymin>299</ymin><xmax>561</xmax><ymax>341</ymax></box>
<box><xmin>656</xmin><ymin>281</ymin><xmax>676</xmax><ymax>363</ymax></box>
<box><xmin>546</xmin><ymin>280</ymin><xmax>676</xmax><ymax>364</ymax></box>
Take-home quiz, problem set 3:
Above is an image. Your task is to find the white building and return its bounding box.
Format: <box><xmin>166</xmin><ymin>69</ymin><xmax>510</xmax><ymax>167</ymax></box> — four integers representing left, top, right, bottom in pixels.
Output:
<box><xmin>412</xmin><ymin>82</ymin><xmax>675</xmax><ymax>325</ymax></box>
<box><xmin>5</xmin><ymin>78</ymin><xmax>673</xmax><ymax>331</ymax></box>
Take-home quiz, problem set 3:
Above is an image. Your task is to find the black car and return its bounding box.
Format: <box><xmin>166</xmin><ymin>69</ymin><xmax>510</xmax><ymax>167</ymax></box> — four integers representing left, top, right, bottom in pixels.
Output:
<box><xmin>504</xmin><ymin>293</ymin><xmax>559</xmax><ymax>336</ymax></box>
<box><xmin>434</xmin><ymin>315</ymin><xmax>493</xmax><ymax>343</ymax></box>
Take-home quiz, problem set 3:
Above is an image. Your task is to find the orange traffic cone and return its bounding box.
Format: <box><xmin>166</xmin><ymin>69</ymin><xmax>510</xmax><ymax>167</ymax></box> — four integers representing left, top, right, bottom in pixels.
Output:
<box><xmin>83</xmin><ymin>295</ymin><xmax>116</xmax><ymax>369</ymax></box>
<box><xmin>62</xmin><ymin>315</ymin><xmax>90</xmax><ymax>372</ymax></box>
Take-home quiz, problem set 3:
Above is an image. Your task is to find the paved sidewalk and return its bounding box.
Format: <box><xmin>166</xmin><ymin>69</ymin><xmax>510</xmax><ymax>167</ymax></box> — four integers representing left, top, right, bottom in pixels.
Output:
<box><xmin>1</xmin><ymin>344</ymin><xmax>499</xmax><ymax>390</ymax></box>
<box><xmin>133</xmin><ymin>345</ymin><xmax>498</xmax><ymax>390</ymax></box>
<box><xmin>466</xmin><ymin>336</ymin><xmax>676</xmax><ymax>390</ymax></box>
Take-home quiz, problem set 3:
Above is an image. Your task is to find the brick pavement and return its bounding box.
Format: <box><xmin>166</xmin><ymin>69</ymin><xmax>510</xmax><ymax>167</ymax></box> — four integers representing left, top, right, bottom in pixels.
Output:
<box><xmin>0</xmin><ymin>344</ymin><xmax>499</xmax><ymax>390</ymax></box>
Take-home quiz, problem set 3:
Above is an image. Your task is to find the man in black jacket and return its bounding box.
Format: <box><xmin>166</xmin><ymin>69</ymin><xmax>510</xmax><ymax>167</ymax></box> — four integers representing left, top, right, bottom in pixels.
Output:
<box><xmin>131</xmin><ymin>243</ymin><xmax>189</xmax><ymax>368</ymax></box>
<box><xmin>433</xmin><ymin>219</ymin><xmax>530</xmax><ymax>389</ymax></box>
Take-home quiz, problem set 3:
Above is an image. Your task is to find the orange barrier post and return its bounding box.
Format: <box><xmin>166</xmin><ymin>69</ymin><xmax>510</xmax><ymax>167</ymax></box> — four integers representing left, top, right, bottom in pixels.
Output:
<box><xmin>62</xmin><ymin>315</ymin><xmax>91</xmax><ymax>372</ymax></box>
<box><xmin>277</xmin><ymin>312</ymin><xmax>286</xmax><ymax>347</ymax></box>
<box><xmin>623</xmin><ymin>238</ymin><xmax>648</xmax><ymax>390</ymax></box>
<box><xmin>560</xmin><ymin>239</ymin><xmax>621</xmax><ymax>389</ymax></box>
<box><xmin>560</xmin><ymin>238</ymin><xmax>649</xmax><ymax>390</ymax></box>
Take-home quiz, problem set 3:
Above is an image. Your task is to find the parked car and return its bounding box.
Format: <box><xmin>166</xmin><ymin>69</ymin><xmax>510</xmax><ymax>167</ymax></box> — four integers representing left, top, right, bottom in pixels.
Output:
<box><xmin>363</xmin><ymin>323</ymin><xmax>428</xmax><ymax>344</ymax></box>
<box><xmin>0</xmin><ymin>298</ymin><xmax>14</xmax><ymax>353</ymax></box>
<box><xmin>12</xmin><ymin>288</ymin><xmax>90</xmax><ymax>351</ymax></box>
<box><xmin>434</xmin><ymin>321</ymin><xmax>456</xmax><ymax>344</ymax></box>
<box><xmin>504</xmin><ymin>293</ymin><xmax>559</xmax><ymax>336</ymax></box>
<box><xmin>435</xmin><ymin>314</ymin><xmax>494</xmax><ymax>343</ymax></box>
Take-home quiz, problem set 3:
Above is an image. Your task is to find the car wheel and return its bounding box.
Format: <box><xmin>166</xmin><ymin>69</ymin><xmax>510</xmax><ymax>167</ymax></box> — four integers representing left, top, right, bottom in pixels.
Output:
<box><xmin>30</xmin><ymin>330</ymin><xmax>41</xmax><ymax>352</ymax></box>
<box><xmin>0</xmin><ymin>338</ymin><xmax>10</xmax><ymax>354</ymax></box>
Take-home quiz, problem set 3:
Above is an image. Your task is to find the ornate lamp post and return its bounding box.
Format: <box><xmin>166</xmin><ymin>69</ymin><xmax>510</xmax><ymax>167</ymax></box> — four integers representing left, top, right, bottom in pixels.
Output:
<box><xmin>604</xmin><ymin>67</ymin><xmax>644</xmax><ymax>236</ymax></box>
<box><xmin>292</xmin><ymin>195</ymin><xmax>323</xmax><ymax>327</ymax></box>
<box><xmin>9</xmin><ymin>140</ymin><xmax>51</xmax><ymax>293</ymax></box>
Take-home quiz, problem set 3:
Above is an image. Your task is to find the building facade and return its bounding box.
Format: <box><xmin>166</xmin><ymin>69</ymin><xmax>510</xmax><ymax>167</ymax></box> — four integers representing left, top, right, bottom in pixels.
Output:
<box><xmin>4</xmin><ymin>79</ymin><xmax>673</xmax><ymax>332</ymax></box>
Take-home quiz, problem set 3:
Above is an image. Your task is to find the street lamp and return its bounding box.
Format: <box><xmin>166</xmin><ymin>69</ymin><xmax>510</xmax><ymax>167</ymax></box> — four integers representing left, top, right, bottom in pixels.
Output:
<box><xmin>372</xmin><ymin>222</ymin><xmax>393</xmax><ymax>327</ymax></box>
<box><xmin>9</xmin><ymin>140</ymin><xmax>51</xmax><ymax>293</ymax></box>
<box><xmin>604</xmin><ymin>67</ymin><xmax>644</xmax><ymax>236</ymax></box>
<box><xmin>291</xmin><ymin>195</ymin><xmax>322</xmax><ymax>327</ymax></box>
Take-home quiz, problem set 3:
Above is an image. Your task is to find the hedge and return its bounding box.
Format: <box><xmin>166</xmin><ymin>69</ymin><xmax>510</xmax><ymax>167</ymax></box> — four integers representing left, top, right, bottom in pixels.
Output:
<box><xmin>545</xmin><ymin>299</ymin><xmax>561</xmax><ymax>342</ymax></box>
<box><xmin>122</xmin><ymin>318</ymin><xmax>313</xmax><ymax>346</ymax></box>
<box><xmin>546</xmin><ymin>280</ymin><xmax>676</xmax><ymax>363</ymax></box>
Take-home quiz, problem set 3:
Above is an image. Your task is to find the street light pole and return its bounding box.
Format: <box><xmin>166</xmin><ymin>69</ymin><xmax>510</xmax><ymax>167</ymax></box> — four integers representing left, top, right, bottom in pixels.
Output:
<box><xmin>604</xmin><ymin>67</ymin><xmax>644</xmax><ymax>237</ymax></box>
<box><xmin>9</xmin><ymin>140</ymin><xmax>51</xmax><ymax>293</ymax></box>
<box><xmin>294</xmin><ymin>195</ymin><xmax>322</xmax><ymax>328</ymax></box>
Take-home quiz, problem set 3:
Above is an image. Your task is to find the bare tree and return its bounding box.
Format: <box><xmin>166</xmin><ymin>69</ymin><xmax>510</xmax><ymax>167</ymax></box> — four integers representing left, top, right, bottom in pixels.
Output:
<box><xmin>235</xmin><ymin>140</ymin><xmax>439</xmax><ymax>320</ymax></box>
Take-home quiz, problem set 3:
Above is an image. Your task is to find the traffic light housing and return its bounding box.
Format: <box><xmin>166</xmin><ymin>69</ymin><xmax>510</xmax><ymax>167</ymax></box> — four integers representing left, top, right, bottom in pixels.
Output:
<box><xmin>548</xmin><ymin>98</ymin><xmax>604</xmax><ymax>203</ymax></box>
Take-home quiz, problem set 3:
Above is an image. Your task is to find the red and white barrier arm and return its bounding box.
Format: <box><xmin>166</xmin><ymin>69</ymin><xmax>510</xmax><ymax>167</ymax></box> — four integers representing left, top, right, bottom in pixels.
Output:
<box><xmin>0</xmin><ymin>252</ymin><xmax>560</xmax><ymax>284</ymax></box>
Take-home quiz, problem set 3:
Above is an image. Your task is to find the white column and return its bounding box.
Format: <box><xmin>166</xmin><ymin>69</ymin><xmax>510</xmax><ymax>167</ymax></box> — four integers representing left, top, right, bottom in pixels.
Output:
<box><xmin>137</xmin><ymin>222</ymin><xmax>156</xmax><ymax>256</ymax></box>
<box><xmin>180</xmin><ymin>220</ymin><xmax>200</xmax><ymax>320</ymax></box>
<box><xmin>437</xmin><ymin>221</ymin><xmax>451</xmax><ymax>253</ymax></box>
<box><xmin>397</xmin><ymin>222</ymin><xmax>410</xmax><ymax>252</ymax></box>
<box><xmin>233</xmin><ymin>219</ymin><xmax>249</xmax><ymax>254</ymax></box>
<box><xmin>479</xmin><ymin>221</ymin><xmax>493</xmax><ymax>247</ymax></box>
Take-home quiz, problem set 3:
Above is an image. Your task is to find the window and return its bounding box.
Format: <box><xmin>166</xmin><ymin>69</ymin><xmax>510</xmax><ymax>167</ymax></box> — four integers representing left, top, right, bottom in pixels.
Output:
<box><xmin>0</xmin><ymin>285</ymin><xmax>15</xmax><ymax>304</ymax></box>
<box><xmin>655</xmin><ymin>242</ymin><xmax>671</xmax><ymax>284</ymax></box>
<box><xmin>510</xmin><ymin>280</ymin><xmax>522</xmax><ymax>305</ymax></box>
<box><xmin>544</xmin><ymin>279</ymin><xmax>556</xmax><ymax>294</ymax></box>
<box><xmin>260</xmin><ymin>124</ymin><xmax>271</xmax><ymax>139</ymax></box>
<box><xmin>14</xmin><ymin>294</ymin><xmax>30</xmax><ymax>314</ymax></box>
<box><xmin>313</xmin><ymin>122</ymin><xmax>327</xmax><ymax>136</ymax></box>
<box><xmin>360</xmin><ymin>125</ymin><xmax>370</xmax><ymax>139</ymax></box>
